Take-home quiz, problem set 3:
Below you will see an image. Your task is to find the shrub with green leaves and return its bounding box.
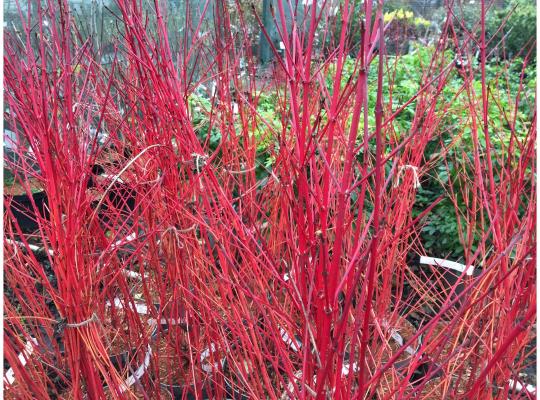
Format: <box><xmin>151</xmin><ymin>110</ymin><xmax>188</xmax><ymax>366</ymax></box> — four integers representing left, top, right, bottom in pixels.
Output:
<box><xmin>326</xmin><ymin>44</ymin><xmax>535</xmax><ymax>258</ymax></box>
<box><xmin>434</xmin><ymin>0</ymin><xmax>537</xmax><ymax>60</ymax></box>
<box><xmin>188</xmin><ymin>89</ymin><xmax>282</xmax><ymax>174</ymax></box>
<box><xmin>489</xmin><ymin>0</ymin><xmax>536</xmax><ymax>59</ymax></box>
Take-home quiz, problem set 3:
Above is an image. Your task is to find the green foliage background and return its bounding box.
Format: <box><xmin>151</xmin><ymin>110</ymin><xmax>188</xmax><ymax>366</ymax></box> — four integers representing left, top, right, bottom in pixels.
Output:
<box><xmin>187</xmin><ymin>43</ymin><xmax>535</xmax><ymax>259</ymax></box>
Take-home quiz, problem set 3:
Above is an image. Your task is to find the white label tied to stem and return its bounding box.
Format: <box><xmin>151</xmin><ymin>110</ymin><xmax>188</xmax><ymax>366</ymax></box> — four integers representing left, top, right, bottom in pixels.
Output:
<box><xmin>507</xmin><ymin>379</ymin><xmax>536</xmax><ymax>396</ymax></box>
<box><xmin>200</xmin><ymin>343</ymin><xmax>226</xmax><ymax>373</ymax></box>
<box><xmin>4</xmin><ymin>338</ymin><xmax>38</xmax><ymax>386</ymax></box>
<box><xmin>419</xmin><ymin>256</ymin><xmax>475</xmax><ymax>276</ymax></box>
<box><xmin>119</xmin><ymin>344</ymin><xmax>152</xmax><ymax>393</ymax></box>
<box><xmin>279</xmin><ymin>327</ymin><xmax>302</xmax><ymax>352</ymax></box>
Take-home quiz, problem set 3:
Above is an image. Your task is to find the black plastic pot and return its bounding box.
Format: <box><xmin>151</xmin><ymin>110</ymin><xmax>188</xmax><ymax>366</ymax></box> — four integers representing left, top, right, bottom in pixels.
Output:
<box><xmin>5</xmin><ymin>315</ymin><xmax>154</xmax><ymax>397</ymax></box>
<box><xmin>402</xmin><ymin>253</ymin><xmax>483</xmax><ymax>327</ymax></box>
<box><xmin>159</xmin><ymin>380</ymin><xmax>248</xmax><ymax>400</ymax></box>
<box><xmin>6</xmin><ymin>164</ymin><xmax>138</xmax><ymax>231</ymax></box>
<box><xmin>7</xmin><ymin>191</ymin><xmax>50</xmax><ymax>233</ymax></box>
<box><xmin>109</xmin><ymin>349</ymin><xmax>135</xmax><ymax>373</ymax></box>
<box><xmin>223</xmin><ymin>381</ymin><xmax>250</xmax><ymax>400</ymax></box>
<box><xmin>90</xmin><ymin>183</ymin><xmax>138</xmax><ymax>227</ymax></box>
<box><xmin>160</xmin><ymin>384</ymin><xmax>210</xmax><ymax>400</ymax></box>
<box><xmin>394</xmin><ymin>356</ymin><xmax>442</xmax><ymax>386</ymax></box>
<box><xmin>5</xmin><ymin>327</ymin><xmax>70</xmax><ymax>397</ymax></box>
<box><xmin>89</xmin><ymin>163</ymin><xmax>137</xmax><ymax>211</ymax></box>
<box><xmin>86</xmin><ymin>163</ymin><xmax>138</xmax><ymax>227</ymax></box>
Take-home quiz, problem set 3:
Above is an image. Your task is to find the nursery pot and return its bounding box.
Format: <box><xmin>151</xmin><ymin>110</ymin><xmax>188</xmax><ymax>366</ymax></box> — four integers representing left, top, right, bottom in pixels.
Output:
<box><xmin>90</xmin><ymin>183</ymin><xmax>138</xmax><ymax>227</ymax></box>
<box><xmin>394</xmin><ymin>356</ymin><xmax>442</xmax><ymax>386</ymax></box>
<box><xmin>404</xmin><ymin>253</ymin><xmax>482</xmax><ymax>326</ymax></box>
<box><xmin>160</xmin><ymin>380</ymin><xmax>247</xmax><ymax>400</ymax></box>
<box><xmin>109</xmin><ymin>348</ymin><xmax>139</xmax><ymax>374</ymax></box>
<box><xmin>6</xmin><ymin>191</ymin><xmax>49</xmax><ymax>233</ymax></box>
<box><xmin>160</xmin><ymin>384</ymin><xmax>210</xmax><ymax>400</ymax></box>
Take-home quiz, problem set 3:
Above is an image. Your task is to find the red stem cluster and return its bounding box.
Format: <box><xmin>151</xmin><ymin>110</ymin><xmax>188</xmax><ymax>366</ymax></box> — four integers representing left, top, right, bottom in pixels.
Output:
<box><xmin>3</xmin><ymin>1</ymin><xmax>535</xmax><ymax>399</ymax></box>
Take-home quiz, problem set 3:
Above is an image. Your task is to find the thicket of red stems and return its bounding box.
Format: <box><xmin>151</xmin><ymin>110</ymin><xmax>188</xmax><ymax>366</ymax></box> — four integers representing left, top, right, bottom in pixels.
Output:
<box><xmin>3</xmin><ymin>0</ymin><xmax>535</xmax><ymax>399</ymax></box>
